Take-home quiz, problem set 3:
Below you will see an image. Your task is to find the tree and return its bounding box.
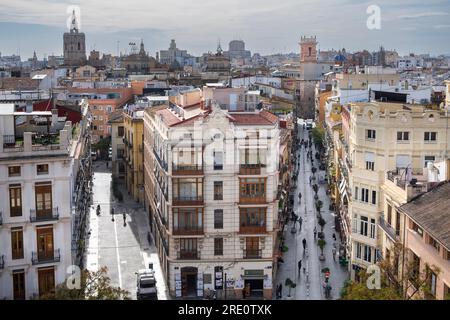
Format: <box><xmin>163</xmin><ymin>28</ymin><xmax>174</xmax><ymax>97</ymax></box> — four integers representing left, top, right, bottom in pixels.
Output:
<box><xmin>341</xmin><ymin>242</ymin><xmax>441</xmax><ymax>300</ymax></box>
<box><xmin>285</xmin><ymin>278</ymin><xmax>297</xmax><ymax>297</ymax></box>
<box><xmin>40</xmin><ymin>267</ymin><xmax>130</xmax><ymax>300</ymax></box>
<box><xmin>318</xmin><ymin>239</ymin><xmax>326</xmax><ymax>260</ymax></box>
<box><xmin>312</xmin><ymin>126</ymin><xmax>325</xmax><ymax>150</ymax></box>
<box><xmin>318</xmin><ymin>216</ymin><xmax>326</xmax><ymax>232</ymax></box>
<box><xmin>315</xmin><ymin>200</ymin><xmax>323</xmax><ymax>213</ymax></box>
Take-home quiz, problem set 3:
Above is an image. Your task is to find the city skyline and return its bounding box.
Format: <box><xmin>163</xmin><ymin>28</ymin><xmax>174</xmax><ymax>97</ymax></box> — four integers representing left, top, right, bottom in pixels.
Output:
<box><xmin>1</xmin><ymin>0</ymin><xmax>450</xmax><ymax>59</ymax></box>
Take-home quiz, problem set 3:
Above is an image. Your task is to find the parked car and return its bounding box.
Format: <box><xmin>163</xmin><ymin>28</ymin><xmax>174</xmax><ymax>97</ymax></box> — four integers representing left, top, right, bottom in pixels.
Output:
<box><xmin>136</xmin><ymin>266</ymin><xmax>157</xmax><ymax>300</ymax></box>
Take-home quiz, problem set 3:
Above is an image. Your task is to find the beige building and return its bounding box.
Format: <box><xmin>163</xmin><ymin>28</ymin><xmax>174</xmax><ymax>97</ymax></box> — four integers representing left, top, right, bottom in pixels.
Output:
<box><xmin>144</xmin><ymin>97</ymin><xmax>280</xmax><ymax>299</ymax></box>
<box><xmin>345</xmin><ymin>101</ymin><xmax>450</xmax><ymax>279</ymax></box>
<box><xmin>336</xmin><ymin>72</ymin><xmax>400</xmax><ymax>90</ymax></box>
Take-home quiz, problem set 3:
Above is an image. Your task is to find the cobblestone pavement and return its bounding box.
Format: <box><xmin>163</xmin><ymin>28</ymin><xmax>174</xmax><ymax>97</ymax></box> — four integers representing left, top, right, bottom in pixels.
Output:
<box><xmin>273</xmin><ymin>125</ymin><xmax>349</xmax><ymax>300</ymax></box>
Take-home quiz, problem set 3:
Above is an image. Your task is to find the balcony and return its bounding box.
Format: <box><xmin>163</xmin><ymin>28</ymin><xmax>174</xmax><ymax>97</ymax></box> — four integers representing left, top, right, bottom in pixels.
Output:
<box><xmin>31</xmin><ymin>249</ymin><xmax>61</xmax><ymax>265</ymax></box>
<box><xmin>173</xmin><ymin>226</ymin><xmax>204</xmax><ymax>236</ymax></box>
<box><xmin>379</xmin><ymin>216</ymin><xmax>399</xmax><ymax>241</ymax></box>
<box><xmin>177</xmin><ymin>250</ymin><xmax>200</xmax><ymax>260</ymax></box>
<box><xmin>239</xmin><ymin>164</ymin><xmax>262</xmax><ymax>175</ymax></box>
<box><xmin>239</xmin><ymin>225</ymin><xmax>267</xmax><ymax>234</ymax></box>
<box><xmin>243</xmin><ymin>249</ymin><xmax>262</xmax><ymax>259</ymax></box>
<box><xmin>153</xmin><ymin>148</ymin><xmax>168</xmax><ymax>171</ymax></box>
<box><xmin>30</xmin><ymin>207</ymin><xmax>59</xmax><ymax>223</ymax></box>
<box><xmin>0</xmin><ymin>255</ymin><xmax>4</xmax><ymax>269</ymax></box>
<box><xmin>172</xmin><ymin>196</ymin><xmax>204</xmax><ymax>206</ymax></box>
<box><xmin>172</xmin><ymin>164</ymin><xmax>203</xmax><ymax>176</ymax></box>
<box><xmin>239</xmin><ymin>194</ymin><xmax>266</xmax><ymax>204</ymax></box>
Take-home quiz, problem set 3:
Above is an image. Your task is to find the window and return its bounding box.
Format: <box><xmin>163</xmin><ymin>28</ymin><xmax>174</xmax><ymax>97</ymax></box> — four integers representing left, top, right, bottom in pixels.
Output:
<box><xmin>426</xmin><ymin>267</ymin><xmax>437</xmax><ymax>298</ymax></box>
<box><xmin>8</xmin><ymin>166</ymin><xmax>21</xmax><ymax>177</ymax></box>
<box><xmin>366</xmin><ymin>161</ymin><xmax>375</xmax><ymax>171</ymax></box>
<box><xmin>424</xmin><ymin>156</ymin><xmax>435</xmax><ymax>167</ymax></box>
<box><xmin>444</xmin><ymin>283</ymin><xmax>450</xmax><ymax>300</ymax></box>
<box><xmin>9</xmin><ymin>184</ymin><xmax>22</xmax><ymax>217</ymax></box>
<box><xmin>361</xmin><ymin>188</ymin><xmax>369</xmax><ymax>203</ymax></box>
<box><xmin>99</xmin><ymin>126</ymin><xmax>103</xmax><ymax>131</ymax></box>
<box><xmin>37</xmin><ymin>164</ymin><xmax>49</xmax><ymax>175</ymax></box>
<box><xmin>359</xmin><ymin>216</ymin><xmax>368</xmax><ymax>237</ymax></box>
<box><xmin>428</xmin><ymin>236</ymin><xmax>440</xmax><ymax>252</ymax></box>
<box><xmin>35</xmin><ymin>183</ymin><xmax>52</xmax><ymax>216</ymax></box>
<box><xmin>355</xmin><ymin>242</ymin><xmax>362</xmax><ymax>259</ymax></box>
<box><xmin>13</xmin><ymin>270</ymin><xmax>26</xmax><ymax>300</ymax></box>
<box><xmin>38</xmin><ymin>267</ymin><xmax>55</xmax><ymax>297</ymax></box>
<box><xmin>214</xmin><ymin>209</ymin><xmax>223</xmax><ymax>229</ymax></box>
<box><xmin>240</xmin><ymin>208</ymin><xmax>266</xmax><ymax>233</ymax></box>
<box><xmin>411</xmin><ymin>221</ymin><xmax>423</xmax><ymax>237</ymax></box>
<box><xmin>172</xmin><ymin>178</ymin><xmax>203</xmax><ymax>203</ymax></box>
<box><xmin>372</xmin><ymin>190</ymin><xmax>377</xmax><ymax>205</ymax></box>
<box><xmin>240</xmin><ymin>178</ymin><xmax>266</xmax><ymax>200</ymax></box>
<box><xmin>424</xmin><ymin>132</ymin><xmax>437</xmax><ymax>142</ymax></box>
<box><xmin>213</xmin><ymin>151</ymin><xmax>223</xmax><ymax>170</ymax></box>
<box><xmin>366</xmin><ymin>129</ymin><xmax>376</xmax><ymax>140</ymax></box>
<box><xmin>387</xmin><ymin>204</ymin><xmax>392</xmax><ymax>225</ymax></box>
<box><xmin>397</xmin><ymin>131</ymin><xmax>410</xmax><ymax>142</ymax></box>
<box><xmin>363</xmin><ymin>245</ymin><xmax>372</xmax><ymax>263</ymax></box>
<box><xmin>354</xmin><ymin>186</ymin><xmax>358</xmax><ymax>201</ymax></box>
<box><xmin>214</xmin><ymin>238</ymin><xmax>223</xmax><ymax>256</ymax></box>
<box><xmin>179</xmin><ymin>238</ymin><xmax>198</xmax><ymax>259</ymax></box>
<box><xmin>11</xmin><ymin>227</ymin><xmax>24</xmax><ymax>260</ymax></box>
<box><xmin>370</xmin><ymin>218</ymin><xmax>376</xmax><ymax>239</ymax></box>
<box><xmin>37</xmin><ymin>226</ymin><xmax>54</xmax><ymax>261</ymax></box>
<box><xmin>118</xmin><ymin>126</ymin><xmax>124</xmax><ymax>137</ymax></box>
<box><xmin>214</xmin><ymin>181</ymin><xmax>223</xmax><ymax>200</ymax></box>
<box><xmin>245</xmin><ymin>237</ymin><xmax>260</xmax><ymax>258</ymax></box>
<box><xmin>172</xmin><ymin>208</ymin><xmax>203</xmax><ymax>234</ymax></box>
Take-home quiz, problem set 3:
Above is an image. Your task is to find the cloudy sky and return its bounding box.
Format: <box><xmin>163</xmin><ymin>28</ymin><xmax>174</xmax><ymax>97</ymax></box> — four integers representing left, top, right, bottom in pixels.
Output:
<box><xmin>0</xmin><ymin>0</ymin><xmax>449</xmax><ymax>59</ymax></box>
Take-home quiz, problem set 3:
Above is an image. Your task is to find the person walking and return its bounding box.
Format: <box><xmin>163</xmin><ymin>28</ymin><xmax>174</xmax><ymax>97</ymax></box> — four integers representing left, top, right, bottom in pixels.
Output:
<box><xmin>111</xmin><ymin>207</ymin><xmax>115</xmax><ymax>222</ymax></box>
<box><xmin>332</xmin><ymin>233</ymin><xmax>337</xmax><ymax>241</ymax></box>
<box><xmin>298</xmin><ymin>216</ymin><xmax>303</xmax><ymax>231</ymax></box>
<box><xmin>298</xmin><ymin>259</ymin><xmax>302</xmax><ymax>275</ymax></box>
<box><xmin>302</xmin><ymin>238</ymin><xmax>307</xmax><ymax>250</ymax></box>
<box><xmin>278</xmin><ymin>283</ymin><xmax>283</xmax><ymax>299</ymax></box>
<box><xmin>332</xmin><ymin>247</ymin><xmax>337</xmax><ymax>261</ymax></box>
<box><xmin>313</xmin><ymin>226</ymin><xmax>317</xmax><ymax>239</ymax></box>
<box><xmin>123</xmin><ymin>212</ymin><xmax>127</xmax><ymax>226</ymax></box>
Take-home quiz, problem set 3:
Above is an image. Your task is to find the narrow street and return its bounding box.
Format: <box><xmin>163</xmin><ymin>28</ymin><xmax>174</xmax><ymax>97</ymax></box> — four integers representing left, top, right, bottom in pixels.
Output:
<box><xmin>274</xmin><ymin>123</ymin><xmax>349</xmax><ymax>300</ymax></box>
<box><xmin>84</xmin><ymin>160</ymin><xmax>168</xmax><ymax>300</ymax></box>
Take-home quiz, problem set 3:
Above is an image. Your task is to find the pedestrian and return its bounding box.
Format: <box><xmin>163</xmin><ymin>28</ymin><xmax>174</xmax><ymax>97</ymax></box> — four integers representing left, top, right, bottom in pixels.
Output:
<box><xmin>123</xmin><ymin>212</ymin><xmax>127</xmax><ymax>226</ymax></box>
<box><xmin>332</xmin><ymin>233</ymin><xmax>336</xmax><ymax>241</ymax></box>
<box><xmin>332</xmin><ymin>247</ymin><xmax>337</xmax><ymax>261</ymax></box>
<box><xmin>298</xmin><ymin>216</ymin><xmax>303</xmax><ymax>231</ymax></box>
<box><xmin>302</xmin><ymin>238</ymin><xmax>307</xmax><ymax>250</ymax></box>
<box><xmin>106</xmin><ymin>161</ymin><xmax>109</xmax><ymax>168</ymax></box>
<box><xmin>279</xmin><ymin>283</ymin><xmax>283</xmax><ymax>299</ymax></box>
<box><xmin>313</xmin><ymin>226</ymin><xmax>317</xmax><ymax>239</ymax></box>
<box><xmin>298</xmin><ymin>259</ymin><xmax>302</xmax><ymax>274</ymax></box>
<box><xmin>309</xmin><ymin>176</ymin><xmax>312</xmax><ymax>185</ymax></box>
<box><xmin>111</xmin><ymin>207</ymin><xmax>115</xmax><ymax>222</ymax></box>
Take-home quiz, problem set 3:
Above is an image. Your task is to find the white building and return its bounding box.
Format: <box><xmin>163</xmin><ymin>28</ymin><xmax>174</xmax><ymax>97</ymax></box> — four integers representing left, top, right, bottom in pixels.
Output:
<box><xmin>144</xmin><ymin>99</ymin><xmax>280</xmax><ymax>299</ymax></box>
<box><xmin>0</xmin><ymin>102</ymin><xmax>91</xmax><ymax>299</ymax></box>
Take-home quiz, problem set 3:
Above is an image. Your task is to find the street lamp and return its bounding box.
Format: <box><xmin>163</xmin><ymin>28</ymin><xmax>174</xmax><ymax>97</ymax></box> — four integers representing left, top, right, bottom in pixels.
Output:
<box><xmin>224</xmin><ymin>273</ymin><xmax>227</xmax><ymax>300</ymax></box>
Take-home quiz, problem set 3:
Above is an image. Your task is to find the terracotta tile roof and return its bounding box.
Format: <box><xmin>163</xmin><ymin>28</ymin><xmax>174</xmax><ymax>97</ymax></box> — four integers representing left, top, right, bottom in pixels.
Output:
<box><xmin>229</xmin><ymin>110</ymin><xmax>279</xmax><ymax>126</ymax></box>
<box><xmin>0</xmin><ymin>78</ymin><xmax>39</xmax><ymax>90</ymax></box>
<box><xmin>399</xmin><ymin>181</ymin><xmax>450</xmax><ymax>249</ymax></box>
<box><xmin>259</xmin><ymin>109</ymin><xmax>279</xmax><ymax>124</ymax></box>
<box><xmin>156</xmin><ymin>109</ymin><xmax>182</xmax><ymax>126</ymax></box>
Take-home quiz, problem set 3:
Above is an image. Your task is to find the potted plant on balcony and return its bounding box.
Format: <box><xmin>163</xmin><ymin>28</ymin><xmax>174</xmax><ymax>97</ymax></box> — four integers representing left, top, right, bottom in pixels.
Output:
<box><xmin>285</xmin><ymin>278</ymin><xmax>297</xmax><ymax>299</ymax></box>
<box><xmin>318</xmin><ymin>239</ymin><xmax>326</xmax><ymax>261</ymax></box>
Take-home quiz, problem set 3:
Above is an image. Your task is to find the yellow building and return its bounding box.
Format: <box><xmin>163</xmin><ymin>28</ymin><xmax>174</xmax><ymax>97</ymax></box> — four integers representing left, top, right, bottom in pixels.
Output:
<box><xmin>123</xmin><ymin>106</ymin><xmax>145</xmax><ymax>203</ymax></box>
